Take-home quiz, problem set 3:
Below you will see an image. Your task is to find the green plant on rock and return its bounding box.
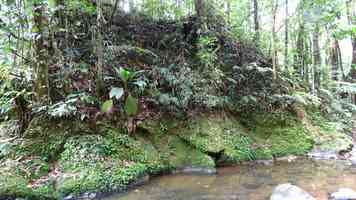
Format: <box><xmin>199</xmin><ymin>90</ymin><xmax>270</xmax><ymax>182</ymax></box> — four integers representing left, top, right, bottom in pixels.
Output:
<box><xmin>102</xmin><ymin>67</ymin><xmax>147</xmax><ymax>117</ymax></box>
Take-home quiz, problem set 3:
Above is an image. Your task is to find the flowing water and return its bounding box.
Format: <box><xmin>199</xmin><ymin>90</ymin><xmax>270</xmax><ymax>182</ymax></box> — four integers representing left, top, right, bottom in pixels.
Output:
<box><xmin>104</xmin><ymin>159</ymin><xmax>356</xmax><ymax>200</ymax></box>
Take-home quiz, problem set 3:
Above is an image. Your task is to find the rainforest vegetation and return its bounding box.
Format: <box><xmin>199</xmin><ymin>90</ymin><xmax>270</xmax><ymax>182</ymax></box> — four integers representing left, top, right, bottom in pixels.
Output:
<box><xmin>0</xmin><ymin>0</ymin><xmax>356</xmax><ymax>199</ymax></box>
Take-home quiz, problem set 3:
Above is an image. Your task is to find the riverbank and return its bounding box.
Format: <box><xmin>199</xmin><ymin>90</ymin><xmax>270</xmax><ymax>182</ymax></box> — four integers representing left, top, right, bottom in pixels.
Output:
<box><xmin>0</xmin><ymin>107</ymin><xmax>353</xmax><ymax>200</ymax></box>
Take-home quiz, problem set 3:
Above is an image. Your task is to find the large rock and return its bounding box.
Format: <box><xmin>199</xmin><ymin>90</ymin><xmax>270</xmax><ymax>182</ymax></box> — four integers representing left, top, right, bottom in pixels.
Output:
<box><xmin>330</xmin><ymin>188</ymin><xmax>356</xmax><ymax>200</ymax></box>
<box><xmin>350</xmin><ymin>156</ymin><xmax>356</xmax><ymax>166</ymax></box>
<box><xmin>270</xmin><ymin>183</ymin><xmax>316</xmax><ymax>200</ymax></box>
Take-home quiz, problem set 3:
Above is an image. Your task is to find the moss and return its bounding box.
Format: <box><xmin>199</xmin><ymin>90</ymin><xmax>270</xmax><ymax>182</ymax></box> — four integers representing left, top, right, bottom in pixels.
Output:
<box><xmin>167</xmin><ymin>136</ymin><xmax>215</xmax><ymax>168</ymax></box>
<box><xmin>177</xmin><ymin>113</ymin><xmax>255</xmax><ymax>162</ymax></box>
<box><xmin>244</xmin><ymin>112</ymin><xmax>314</xmax><ymax>159</ymax></box>
<box><xmin>13</xmin><ymin>116</ymin><xmax>92</xmax><ymax>161</ymax></box>
<box><xmin>0</xmin><ymin>164</ymin><xmax>57</xmax><ymax>200</ymax></box>
<box><xmin>304</xmin><ymin>111</ymin><xmax>353</xmax><ymax>153</ymax></box>
<box><xmin>57</xmin><ymin>132</ymin><xmax>153</xmax><ymax>197</ymax></box>
<box><xmin>1</xmin><ymin>111</ymin><xmax>343</xmax><ymax>199</ymax></box>
<box><xmin>135</xmin><ymin>118</ymin><xmax>215</xmax><ymax>170</ymax></box>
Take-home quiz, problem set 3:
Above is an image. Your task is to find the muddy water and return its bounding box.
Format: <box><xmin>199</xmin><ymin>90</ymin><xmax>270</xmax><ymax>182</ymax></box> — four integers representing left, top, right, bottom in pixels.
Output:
<box><xmin>105</xmin><ymin>159</ymin><xmax>356</xmax><ymax>200</ymax></box>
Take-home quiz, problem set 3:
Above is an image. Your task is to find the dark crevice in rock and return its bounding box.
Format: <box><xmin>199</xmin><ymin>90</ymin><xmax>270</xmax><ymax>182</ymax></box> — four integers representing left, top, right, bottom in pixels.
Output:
<box><xmin>206</xmin><ymin>150</ymin><xmax>225</xmax><ymax>166</ymax></box>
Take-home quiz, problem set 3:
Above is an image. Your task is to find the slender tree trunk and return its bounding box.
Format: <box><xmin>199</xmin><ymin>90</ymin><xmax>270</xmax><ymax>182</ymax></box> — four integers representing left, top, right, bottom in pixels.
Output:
<box><xmin>253</xmin><ymin>0</ymin><xmax>259</xmax><ymax>46</ymax></box>
<box><xmin>271</xmin><ymin>0</ymin><xmax>279</xmax><ymax>79</ymax></box>
<box><xmin>226</xmin><ymin>0</ymin><xmax>231</xmax><ymax>23</ymax></box>
<box><xmin>284</xmin><ymin>0</ymin><xmax>289</xmax><ymax>67</ymax></box>
<box><xmin>336</xmin><ymin>42</ymin><xmax>346</xmax><ymax>80</ymax></box>
<box><xmin>195</xmin><ymin>0</ymin><xmax>205</xmax><ymax>19</ymax></box>
<box><xmin>295</xmin><ymin>0</ymin><xmax>306</xmax><ymax>78</ymax></box>
<box><xmin>347</xmin><ymin>0</ymin><xmax>356</xmax><ymax>82</ymax></box>
<box><xmin>129</xmin><ymin>0</ymin><xmax>135</xmax><ymax>13</ymax></box>
<box><xmin>351</xmin><ymin>38</ymin><xmax>356</xmax><ymax>80</ymax></box>
<box><xmin>95</xmin><ymin>0</ymin><xmax>105</xmax><ymax>97</ymax></box>
<box><xmin>331</xmin><ymin>39</ymin><xmax>340</xmax><ymax>81</ymax></box>
<box><xmin>33</xmin><ymin>2</ymin><xmax>50</xmax><ymax>103</ymax></box>
<box><xmin>312</xmin><ymin>23</ymin><xmax>321</xmax><ymax>91</ymax></box>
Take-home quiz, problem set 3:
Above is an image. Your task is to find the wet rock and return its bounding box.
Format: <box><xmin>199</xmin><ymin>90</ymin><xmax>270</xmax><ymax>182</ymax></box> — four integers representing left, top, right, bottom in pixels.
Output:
<box><xmin>330</xmin><ymin>188</ymin><xmax>356</xmax><ymax>200</ymax></box>
<box><xmin>255</xmin><ymin>160</ymin><xmax>274</xmax><ymax>165</ymax></box>
<box><xmin>308</xmin><ymin>151</ymin><xmax>338</xmax><ymax>160</ymax></box>
<box><xmin>270</xmin><ymin>183</ymin><xmax>316</xmax><ymax>200</ymax></box>
<box><xmin>350</xmin><ymin>157</ymin><xmax>356</xmax><ymax>166</ymax></box>
<box><xmin>275</xmin><ymin>155</ymin><xmax>298</xmax><ymax>162</ymax></box>
<box><xmin>177</xmin><ymin>167</ymin><xmax>217</xmax><ymax>175</ymax></box>
<box><xmin>63</xmin><ymin>195</ymin><xmax>74</xmax><ymax>200</ymax></box>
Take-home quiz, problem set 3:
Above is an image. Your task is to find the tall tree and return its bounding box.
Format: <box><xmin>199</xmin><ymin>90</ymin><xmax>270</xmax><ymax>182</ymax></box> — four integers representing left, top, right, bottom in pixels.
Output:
<box><xmin>331</xmin><ymin>38</ymin><xmax>340</xmax><ymax>81</ymax></box>
<box><xmin>95</xmin><ymin>0</ymin><xmax>105</xmax><ymax>96</ymax></box>
<box><xmin>271</xmin><ymin>0</ymin><xmax>279</xmax><ymax>79</ymax></box>
<box><xmin>33</xmin><ymin>2</ymin><xmax>50</xmax><ymax>103</ymax></box>
<box><xmin>284</xmin><ymin>0</ymin><xmax>289</xmax><ymax>67</ymax></box>
<box><xmin>295</xmin><ymin>0</ymin><xmax>307</xmax><ymax>79</ymax></box>
<box><xmin>195</xmin><ymin>0</ymin><xmax>205</xmax><ymax>20</ymax></box>
<box><xmin>252</xmin><ymin>0</ymin><xmax>259</xmax><ymax>46</ymax></box>
<box><xmin>312</xmin><ymin>23</ymin><xmax>321</xmax><ymax>91</ymax></box>
<box><xmin>347</xmin><ymin>0</ymin><xmax>356</xmax><ymax>81</ymax></box>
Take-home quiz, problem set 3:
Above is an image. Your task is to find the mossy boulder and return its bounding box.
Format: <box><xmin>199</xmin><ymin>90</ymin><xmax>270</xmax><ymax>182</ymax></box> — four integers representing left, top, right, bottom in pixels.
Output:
<box><xmin>305</xmin><ymin>111</ymin><xmax>353</xmax><ymax>154</ymax></box>
<box><xmin>136</xmin><ymin>119</ymin><xmax>215</xmax><ymax>170</ymax></box>
<box><xmin>57</xmin><ymin>133</ymin><xmax>150</xmax><ymax>197</ymax></box>
<box><xmin>244</xmin><ymin>112</ymin><xmax>314</xmax><ymax>160</ymax></box>
<box><xmin>16</xmin><ymin>116</ymin><xmax>92</xmax><ymax>160</ymax></box>
<box><xmin>0</xmin><ymin>159</ymin><xmax>57</xmax><ymax>200</ymax></box>
<box><xmin>176</xmin><ymin>113</ymin><xmax>256</xmax><ymax>163</ymax></box>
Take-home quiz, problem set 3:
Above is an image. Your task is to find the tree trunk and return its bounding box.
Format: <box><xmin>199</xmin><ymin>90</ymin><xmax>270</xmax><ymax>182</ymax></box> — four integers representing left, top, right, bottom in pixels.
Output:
<box><xmin>253</xmin><ymin>0</ymin><xmax>259</xmax><ymax>46</ymax></box>
<box><xmin>336</xmin><ymin>42</ymin><xmax>346</xmax><ymax>80</ymax></box>
<box><xmin>312</xmin><ymin>23</ymin><xmax>321</xmax><ymax>91</ymax></box>
<box><xmin>284</xmin><ymin>0</ymin><xmax>289</xmax><ymax>67</ymax></box>
<box><xmin>195</xmin><ymin>0</ymin><xmax>205</xmax><ymax>19</ymax></box>
<box><xmin>33</xmin><ymin>2</ymin><xmax>50</xmax><ymax>103</ymax></box>
<box><xmin>226</xmin><ymin>0</ymin><xmax>231</xmax><ymax>23</ymax></box>
<box><xmin>295</xmin><ymin>0</ymin><xmax>306</xmax><ymax>78</ymax></box>
<box><xmin>347</xmin><ymin>0</ymin><xmax>356</xmax><ymax>81</ymax></box>
<box><xmin>95</xmin><ymin>0</ymin><xmax>105</xmax><ymax>97</ymax></box>
<box><xmin>331</xmin><ymin>39</ymin><xmax>340</xmax><ymax>81</ymax></box>
<box><xmin>271</xmin><ymin>0</ymin><xmax>279</xmax><ymax>80</ymax></box>
<box><xmin>351</xmin><ymin>38</ymin><xmax>356</xmax><ymax>80</ymax></box>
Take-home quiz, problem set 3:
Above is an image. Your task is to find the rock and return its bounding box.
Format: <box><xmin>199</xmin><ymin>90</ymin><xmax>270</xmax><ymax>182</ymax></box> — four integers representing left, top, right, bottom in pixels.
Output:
<box><xmin>349</xmin><ymin>157</ymin><xmax>356</xmax><ymax>166</ymax></box>
<box><xmin>308</xmin><ymin>151</ymin><xmax>338</xmax><ymax>160</ymax></box>
<box><xmin>255</xmin><ymin>160</ymin><xmax>274</xmax><ymax>165</ymax></box>
<box><xmin>78</xmin><ymin>192</ymin><xmax>97</xmax><ymax>200</ymax></box>
<box><xmin>179</xmin><ymin>167</ymin><xmax>217</xmax><ymax>175</ymax></box>
<box><xmin>276</xmin><ymin>155</ymin><xmax>298</xmax><ymax>162</ymax></box>
<box><xmin>270</xmin><ymin>183</ymin><xmax>316</xmax><ymax>200</ymax></box>
<box><xmin>330</xmin><ymin>188</ymin><xmax>356</xmax><ymax>200</ymax></box>
<box><xmin>63</xmin><ymin>195</ymin><xmax>74</xmax><ymax>200</ymax></box>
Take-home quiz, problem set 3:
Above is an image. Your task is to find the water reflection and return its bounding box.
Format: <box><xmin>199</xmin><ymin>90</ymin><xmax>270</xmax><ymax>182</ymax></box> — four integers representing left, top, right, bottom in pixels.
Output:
<box><xmin>105</xmin><ymin>159</ymin><xmax>356</xmax><ymax>200</ymax></box>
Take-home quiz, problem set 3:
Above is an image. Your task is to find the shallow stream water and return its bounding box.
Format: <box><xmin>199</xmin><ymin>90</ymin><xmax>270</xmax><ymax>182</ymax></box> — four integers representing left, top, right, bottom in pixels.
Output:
<box><xmin>104</xmin><ymin>159</ymin><xmax>356</xmax><ymax>200</ymax></box>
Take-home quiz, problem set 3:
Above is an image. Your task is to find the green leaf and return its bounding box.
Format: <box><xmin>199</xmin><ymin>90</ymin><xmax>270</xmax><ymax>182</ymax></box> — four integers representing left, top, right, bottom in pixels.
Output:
<box><xmin>124</xmin><ymin>95</ymin><xmax>138</xmax><ymax>116</ymax></box>
<box><xmin>115</xmin><ymin>68</ymin><xmax>131</xmax><ymax>84</ymax></box>
<box><xmin>101</xmin><ymin>100</ymin><xmax>113</xmax><ymax>113</ymax></box>
<box><xmin>109</xmin><ymin>87</ymin><xmax>124</xmax><ymax>100</ymax></box>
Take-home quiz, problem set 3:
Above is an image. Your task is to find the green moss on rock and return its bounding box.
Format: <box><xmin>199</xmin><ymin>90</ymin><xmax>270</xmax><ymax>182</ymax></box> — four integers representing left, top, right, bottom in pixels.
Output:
<box><xmin>245</xmin><ymin>112</ymin><xmax>314</xmax><ymax>159</ymax></box>
<box><xmin>177</xmin><ymin>113</ymin><xmax>255</xmax><ymax>162</ymax></box>
<box><xmin>305</xmin><ymin>111</ymin><xmax>353</xmax><ymax>153</ymax></box>
<box><xmin>1</xmin><ymin>110</ymin><xmax>350</xmax><ymax>200</ymax></box>
<box><xmin>0</xmin><ymin>161</ymin><xmax>57</xmax><ymax>200</ymax></box>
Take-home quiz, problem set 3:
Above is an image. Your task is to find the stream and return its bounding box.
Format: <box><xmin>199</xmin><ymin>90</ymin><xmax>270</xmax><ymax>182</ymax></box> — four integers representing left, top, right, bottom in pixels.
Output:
<box><xmin>104</xmin><ymin>159</ymin><xmax>356</xmax><ymax>200</ymax></box>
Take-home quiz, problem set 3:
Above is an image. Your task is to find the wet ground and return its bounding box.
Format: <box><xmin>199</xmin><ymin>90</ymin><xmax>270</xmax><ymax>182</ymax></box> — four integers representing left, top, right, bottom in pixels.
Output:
<box><xmin>104</xmin><ymin>159</ymin><xmax>356</xmax><ymax>200</ymax></box>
